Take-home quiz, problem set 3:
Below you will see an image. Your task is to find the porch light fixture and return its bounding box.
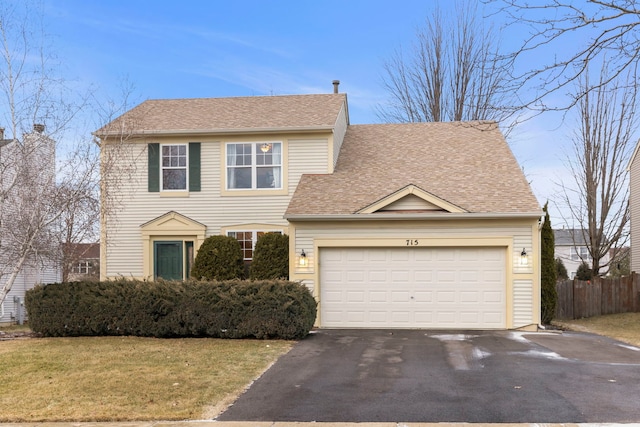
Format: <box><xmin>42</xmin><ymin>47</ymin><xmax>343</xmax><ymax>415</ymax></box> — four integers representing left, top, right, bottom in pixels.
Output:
<box><xmin>299</xmin><ymin>249</ymin><xmax>307</xmax><ymax>267</ymax></box>
<box><xmin>260</xmin><ymin>142</ymin><xmax>272</xmax><ymax>153</ymax></box>
<box><xmin>520</xmin><ymin>248</ymin><xmax>528</xmax><ymax>266</ymax></box>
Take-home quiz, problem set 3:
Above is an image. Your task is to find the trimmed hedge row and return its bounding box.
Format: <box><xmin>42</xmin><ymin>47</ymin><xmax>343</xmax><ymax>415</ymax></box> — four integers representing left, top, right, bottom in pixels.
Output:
<box><xmin>25</xmin><ymin>279</ymin><xmax>317</xmax><ymax>339</ymax></box>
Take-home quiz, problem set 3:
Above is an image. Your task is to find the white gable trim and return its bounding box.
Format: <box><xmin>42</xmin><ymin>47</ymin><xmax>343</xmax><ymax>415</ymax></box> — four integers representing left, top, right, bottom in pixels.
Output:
<box><xmin>356</xmin><ymin>185</ymin><xmax>467</xmax><ymax>214</ymax></box>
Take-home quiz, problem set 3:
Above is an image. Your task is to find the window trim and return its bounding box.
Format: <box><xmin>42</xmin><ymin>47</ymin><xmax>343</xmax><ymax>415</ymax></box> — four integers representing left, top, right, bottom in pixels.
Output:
<box><xmin>225</xmin><ymin>141</ymin><xmax>283</xmax><ymax>191</ymax></box>
<box><xmin>225</xmin><ymin>229</ymin><xmax>284</xmax><ymax>261</ymax></box>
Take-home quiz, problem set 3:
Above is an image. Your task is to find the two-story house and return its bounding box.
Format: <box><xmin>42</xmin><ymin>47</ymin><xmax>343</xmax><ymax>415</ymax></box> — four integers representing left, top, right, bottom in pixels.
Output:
<box><xmin>0</xmin><ymin>125</ymin><xmax>61</xmax><ymax>324</ymax></box>
<box><xmin>95</xmin><ymin>89</ymin><xmax>542</xmax><ymax>330</ymax></box>
<box><xmin>553</xmin><ymin>228</ymin><xmax>610</xmax><ymax>278</ymax></box>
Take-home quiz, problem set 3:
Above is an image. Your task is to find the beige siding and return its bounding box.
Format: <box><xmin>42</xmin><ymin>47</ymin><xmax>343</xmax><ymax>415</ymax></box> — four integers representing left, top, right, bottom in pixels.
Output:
<box><xmin>104</xmin><ymin>133</ymin><xmax>332</xmax><ymax>278</ymax></box>
<box><xmin>513</xmin><ymin>279</ymin><xmax>534</xmax><ymax>326</ymax></box>
<box><xmin>332</xmin><ymin>104</ymin><xmax>348</xmax><ymax>169</ymax></box>
<box><xmin>631</xmin><ymin>149</ymin><xmax>640</xmax><ymax>272</ymax></box>
<box><xmin>290</xmin><ymin>218</ymin><xmax>539</xmax><ymax>329</ymax></box>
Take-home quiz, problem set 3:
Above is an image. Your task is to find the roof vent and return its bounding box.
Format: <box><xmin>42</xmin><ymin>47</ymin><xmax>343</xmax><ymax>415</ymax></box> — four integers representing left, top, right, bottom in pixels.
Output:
<box><xmin>0</xmin><ymin>127</ymin><xmax>4</xmax><ymax>140</ymax></box>
<box><xmin>33</xmin><ymin>123</ymin><xmax>45</xmax><ymax>133</ymax></box>
<box><xmin>332</xmin><ymin>80</ymin><xmax>340</xmax><ymax>94</ymax></box>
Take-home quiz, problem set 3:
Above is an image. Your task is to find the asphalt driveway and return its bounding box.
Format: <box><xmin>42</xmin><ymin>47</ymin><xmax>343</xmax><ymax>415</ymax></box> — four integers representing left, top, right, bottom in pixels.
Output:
<box><xmin>217</xmin><ymin>329</ymin><xmax>640</xmax><ymax>423</ymax></box>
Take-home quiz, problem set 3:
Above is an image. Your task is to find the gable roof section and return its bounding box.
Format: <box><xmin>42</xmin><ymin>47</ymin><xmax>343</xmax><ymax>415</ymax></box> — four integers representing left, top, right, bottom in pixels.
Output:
<box><xmin>96</xmin><ymin>93</ymin><xmax>347</xmax><ymax>136</ymax></box>
<box><xmin>140</xmin><ymin>211</ymin><xmax>206</xmax><ymax>234</ymax></box>
<box><xmin>286</xmin><ymin>121</ymin><xmax>541</xmax><ymax>217</ymax></box>
<box><xmin>357</xmin><ymin>184</ymin><xmax>467</xmax><ymax>214</ymax></box>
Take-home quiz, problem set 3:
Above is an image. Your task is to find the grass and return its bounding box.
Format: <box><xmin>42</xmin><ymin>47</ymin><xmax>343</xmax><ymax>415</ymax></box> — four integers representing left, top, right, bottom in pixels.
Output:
<box><xmin>553</xmin><ymin>312</ymin><xmax>640</xmax><ymax>347</ymax></box>
<box><xmin>0</xmin><ymin>334</ymin><xmax>292</xmax><ymax>422</ymax></box>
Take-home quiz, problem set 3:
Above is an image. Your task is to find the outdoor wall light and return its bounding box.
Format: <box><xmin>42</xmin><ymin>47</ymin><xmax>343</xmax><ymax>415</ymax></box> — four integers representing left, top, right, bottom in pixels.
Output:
<box><xmin>520</xmin><ymin>248</ymin><xmax>528</xmax><ymax>266</ymax></box>
<box><xmin>260</xmin><ymin>142</ymin><xmax>272</xmax><ymax>153</ymax></box>
<box><xmin>299</xmin><ymin>249</ymin><xmax>308</xmax><ymax>267</ymax></box>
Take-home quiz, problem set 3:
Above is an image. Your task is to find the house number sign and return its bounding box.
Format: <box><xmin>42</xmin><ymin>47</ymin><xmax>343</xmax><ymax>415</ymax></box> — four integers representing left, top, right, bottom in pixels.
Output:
<box><xmin>406</xmin><ymin>239</ymin><xmax>419</xmax><ymax>246</ymax></box>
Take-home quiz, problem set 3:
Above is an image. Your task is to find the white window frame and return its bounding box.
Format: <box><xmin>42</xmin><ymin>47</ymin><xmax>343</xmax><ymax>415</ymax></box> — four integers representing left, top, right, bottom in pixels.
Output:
<box><xmin>571</xmin><ymin>246</ymin><xmax>591</xmax><ymax>261</ymax></box>
<box><xmin>161</xmin><ymin>143</ymin><xmax>188</xmax><ymax>191</ymax></box>
<box><xmin>73</xmin><ymin>260</ymin><xmax>91</xmax><ymax>275</ymax></box>
<box><xmin>227</xmin><ymin>230</ymin><xmax>283</xmax><ymax>260</ymax></box>
<box><xmin>226</xmin><ymin>142</ymin><xmax>282</xmax><ymax>190</ymax></box>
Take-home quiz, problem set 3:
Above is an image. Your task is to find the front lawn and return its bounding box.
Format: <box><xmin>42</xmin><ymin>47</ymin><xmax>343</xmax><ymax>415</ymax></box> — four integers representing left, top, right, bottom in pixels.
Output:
<box><xmin>0</xmin><ymin>335</ymin><xmax>292</xmax><ymax>421</ymax></box>
<box><xmin>553</xmin><ymin>312</ymin><xmax>640</xmax><ymax>347</ymax></box>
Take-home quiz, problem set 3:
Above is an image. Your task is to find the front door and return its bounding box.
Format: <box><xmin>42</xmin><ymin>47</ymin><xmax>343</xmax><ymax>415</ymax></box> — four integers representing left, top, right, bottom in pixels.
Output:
<box><xmin>154</xmin><ymin>241</ymin><xmax>183</xmax><ymax>280</ymax></box>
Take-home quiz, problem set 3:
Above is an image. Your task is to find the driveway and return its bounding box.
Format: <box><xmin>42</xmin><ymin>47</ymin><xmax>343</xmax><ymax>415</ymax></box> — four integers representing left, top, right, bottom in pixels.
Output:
<box><xmin>217</xmin><ymin>329</ymin><xmax>640</xmax><ymax>423</ymax></box>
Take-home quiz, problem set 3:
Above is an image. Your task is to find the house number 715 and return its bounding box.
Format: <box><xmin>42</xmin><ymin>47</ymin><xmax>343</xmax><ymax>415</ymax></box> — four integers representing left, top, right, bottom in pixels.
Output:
<box><xmin>406</xmin><ymin>239</ymin><xmax>419</xmax><ymax>246</ymax></box>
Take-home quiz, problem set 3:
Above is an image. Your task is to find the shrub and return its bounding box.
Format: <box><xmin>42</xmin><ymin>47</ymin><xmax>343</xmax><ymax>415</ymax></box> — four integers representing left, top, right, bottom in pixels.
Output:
<box><xmin>250</xmin><ymin>233</ymin><xmax>289</xmax><ymax>280</ymax></box>
<box><xmin>191</xmin><ymin>235</ymin><xmax>244</xmax><ymax>280</ymax></box>
<box><xmin>25</xmin><ymin>279</ymin><xmax>317</xmax><ymax>340</ymax></box>
<box><xmin>556</xmin><ymin>257</ymin><xmax>569</xmax><ymax>281</ymax></box>
<box><xmin>576</xmin><ymin>261</ymin><xmax>593</xmax><ymax>281</ymax></box>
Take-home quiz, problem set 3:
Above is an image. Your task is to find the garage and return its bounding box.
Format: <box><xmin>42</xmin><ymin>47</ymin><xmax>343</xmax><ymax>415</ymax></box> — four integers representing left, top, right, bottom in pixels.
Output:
<box><xmin>319</xmin><ymin>247</ymin><xmax>506</xmax><ymax>329</ymax></box>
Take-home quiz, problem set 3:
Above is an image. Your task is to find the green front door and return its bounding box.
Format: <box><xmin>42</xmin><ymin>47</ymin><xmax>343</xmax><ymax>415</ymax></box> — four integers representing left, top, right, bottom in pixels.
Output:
<box><xmin>154</xmin><ymin>241</ymin><xmax>183</xmax><ymax>280</ymax></box>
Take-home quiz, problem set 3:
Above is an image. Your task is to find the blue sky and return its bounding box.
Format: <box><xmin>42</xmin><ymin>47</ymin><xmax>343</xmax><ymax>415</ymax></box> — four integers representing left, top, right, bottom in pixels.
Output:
<box><xmin>40</xmin><ymin>0</ymin><xmax>588</xmax><ymax>223</ymax></box>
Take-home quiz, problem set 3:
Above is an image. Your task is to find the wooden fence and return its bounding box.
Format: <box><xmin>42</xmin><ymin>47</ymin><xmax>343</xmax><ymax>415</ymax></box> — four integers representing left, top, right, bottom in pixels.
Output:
<box><xmin>555</xmin><ymin>273</ymin><xmax>640</xmax><ymax>320</ymax></box>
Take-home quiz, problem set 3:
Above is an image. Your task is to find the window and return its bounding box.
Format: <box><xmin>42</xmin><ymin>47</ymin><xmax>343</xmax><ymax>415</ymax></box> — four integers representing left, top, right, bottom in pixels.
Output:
<box><xmin>148</xmin><ymin>143</ymin><xmax>200</xmax><ymax>192</ymax></box>
<box><xmin>72</xmin><ymin>261</ymin><xmax>91</xmax><ymax>275</ymax></box>
<box><xmin>571</xmin><ymin>246</ymin><xmax>591</xmax><ymax>261</ymax></box>
<box><xmin>227</xmin><ymin>230</ymin><xmax>282</xmax><ymax>260</ymax></box>
<box><xmin>226</xmin><ymin>142</ymin><xmax>282</xmax><ymax>190</ymax></box>
<box><xmin>162</xmin><ymin>144</ymin><xmax>187</xmax><ymax>190</ymax></box>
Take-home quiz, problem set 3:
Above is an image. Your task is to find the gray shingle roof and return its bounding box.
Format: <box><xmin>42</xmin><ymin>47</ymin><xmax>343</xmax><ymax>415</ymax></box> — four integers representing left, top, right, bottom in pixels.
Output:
<box><xmin>286</xmin><ymin>121</ymin><xmax>541</xmax><ymax>216</ymax></box>
<box><xmin>554</xmin><ymin>229</ymin><xmax>589</xmax><ymax>246</ymax></box>
<box><xmin>95</xmin><ymin>94</ymin><xmax>347</xmax><ymax>135</ymax></box>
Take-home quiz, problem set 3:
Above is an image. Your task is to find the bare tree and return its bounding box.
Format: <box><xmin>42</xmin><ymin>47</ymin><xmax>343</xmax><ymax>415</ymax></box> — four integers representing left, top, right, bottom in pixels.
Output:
<box><xmin>560</xmin><ymin>62</ymin><xmax>637</xmax><ymax>276</ymax></box>
<box><xmin>378</xmin><ymin>0</ymin><xmax>513</xmax><ymax>124</ymax></box>
<box><xmin>0</xmin><ymin>2</ymin><xmax>100</xmax><ymax>310</ymax></box>
<box><xmin>490</xmin><ymin>0</ymin><xmax>640</xmax><ymax>110</ymax></box>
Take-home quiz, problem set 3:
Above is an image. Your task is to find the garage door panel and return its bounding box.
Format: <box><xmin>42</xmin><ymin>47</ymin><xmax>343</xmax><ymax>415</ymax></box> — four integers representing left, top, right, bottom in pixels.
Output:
<box><xmin>320</xmin><ymin>247</ymin><xmax>506</xmax><ymax>329</ymax></box>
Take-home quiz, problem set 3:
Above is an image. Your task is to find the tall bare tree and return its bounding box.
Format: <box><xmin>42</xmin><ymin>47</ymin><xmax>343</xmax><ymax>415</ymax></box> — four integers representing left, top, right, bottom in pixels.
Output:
<box><xmin>491</xmin><ymin>0</ymin><xmax>640</xmax><ymax>110</ymax></box>
<box><xmin>378</xmin><ymin>0</ymin><xmax>513</xmax><ymax>124</ymax></box>
<box><xmin>560</xmin><ymin>63</ymin><xmax>637</xmax><ymax>276</ymax></box>
<box><xmin>0</xmin><ymin>1</ymin><xmax>101</xmax><ymax>310</ymax></box>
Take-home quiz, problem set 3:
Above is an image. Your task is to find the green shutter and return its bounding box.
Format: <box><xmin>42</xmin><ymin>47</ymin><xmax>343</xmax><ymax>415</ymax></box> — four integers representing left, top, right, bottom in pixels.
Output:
<box><xmin>148</xmin><ymin>143</ymin><xmax>160</xmax><ymax>192</ymax></box>
<box><xmin>189</xmin><ymin>142</ymin><xmax>201</xmax><ymax>192</ymax></box>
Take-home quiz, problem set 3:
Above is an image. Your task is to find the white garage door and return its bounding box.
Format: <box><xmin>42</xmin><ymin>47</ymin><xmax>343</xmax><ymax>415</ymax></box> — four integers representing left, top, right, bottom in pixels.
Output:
<box><xmin>320</xmin><ymin>247</ymin><xmax>506</xmax><ymax>329</ymax></box>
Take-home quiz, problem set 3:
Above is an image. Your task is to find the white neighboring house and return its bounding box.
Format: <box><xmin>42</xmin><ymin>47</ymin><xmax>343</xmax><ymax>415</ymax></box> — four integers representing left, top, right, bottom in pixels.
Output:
<box><xmin>554</xmin><ymin>228</ymin><xmax>609</xmax><ymax>279</ymax></box>
<box><xmin>0</xmin><ymin>125</ymin><xmax>61</xmax><ymax>324</ymax></box>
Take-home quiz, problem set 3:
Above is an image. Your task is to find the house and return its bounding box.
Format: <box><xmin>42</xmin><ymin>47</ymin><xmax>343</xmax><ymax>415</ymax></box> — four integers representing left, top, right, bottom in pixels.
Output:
<box><xmin>0</xmin><ymin>125</ymin><xmax>61</xmax><ymax>324</ymax></box>
<box><xmin>65</xmin><ymin>242</ymin><xmax>100</xmax><ymax>282</ymax></box>
<box><xmin>629</xmin><ymin>143</ymin><xmax>640</xmax><ymax>272</ymax></box>
<box><xmin>553</xmin><ymin>228</ymin><xmax>610</xmax><ymax>278</ymax></box>
<box><xmin>95</xmin><ymin>87</ymin><xmax>542</xmax><ymax>330</ymax></box>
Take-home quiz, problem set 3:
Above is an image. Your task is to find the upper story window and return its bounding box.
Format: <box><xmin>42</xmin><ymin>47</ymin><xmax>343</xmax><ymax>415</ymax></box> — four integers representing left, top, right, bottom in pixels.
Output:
<box><xmin>162</xmin><ymin>144</ymin><xmax>187</xmax><ymax>190</ymax></box>
<box><xmin>571</xmin><ymin>246</ymin><xmax>591</xmax><ymax>261</ymax></box>
<box><xmin>226</xmin><ymin>142</ymin><xmax>282</xmax><ymax>190</ymax></box>
<box><xmin>147</xmin><ymin>143</ymin><xmax>200</xmax><ymax>193</ymax></box>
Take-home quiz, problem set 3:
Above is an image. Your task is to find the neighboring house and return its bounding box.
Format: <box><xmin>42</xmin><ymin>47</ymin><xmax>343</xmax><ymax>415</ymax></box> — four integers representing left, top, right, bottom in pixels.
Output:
<box><xmin>629</xmin><ymin>143</ymin><xmax>640</xmax><ymax>272</ymax></box>
<box><xmin>95</xmin><ymin>88</ymin><xmax>542</xmax><ymax>330</ymax></box>
<box><xmin>0</xmin><ymin>125</ymin><xmax>61</xmax><ymax>324</ymax></box>
<box><xmin>554</xmin><ymin>228</ymin><xmax>612</xmax><ymax>278</ymax></box>
<box><xmin>65</xmin><ymin>243</ymin><xmax>100</xmax><ymax>282</ymax></box>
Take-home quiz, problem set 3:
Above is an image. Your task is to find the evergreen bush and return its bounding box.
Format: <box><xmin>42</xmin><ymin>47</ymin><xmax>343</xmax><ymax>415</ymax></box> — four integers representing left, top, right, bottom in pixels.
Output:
<box><xmin>575</xmin><ymin>261</ymin><xmax>593</xmax><ymax>281</ymax></box>
<box><xmin>556</xmin><ymin>257</ymin><xmax>569</xmax><ymax>281</ymax></box>
<box><xmin>541</xmin><ymin>202</ymin><xmax>558</xmax><ymax>324</ymax></box>
<box><xmin>25</xmin><ymin>279</ymin><xmax>317</xmax><ymax>339</ymax></box>
<box><xmin>249</xmin><ymin>233</ymin><xmax>289</xmax><ymax>280</ymax></box>
<box><xmin>191</xmin><ymin>235</ymin><xmax>244</xmax><ymax>280</ymax></box>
